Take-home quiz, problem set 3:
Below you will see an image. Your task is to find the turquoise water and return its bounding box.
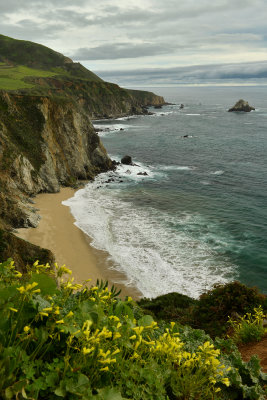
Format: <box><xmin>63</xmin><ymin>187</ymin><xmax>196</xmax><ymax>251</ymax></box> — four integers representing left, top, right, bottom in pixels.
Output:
<box><xmin>65</xmin><ymin>86</ymin><xmax>267</xmax><ymax>298</ymax></box>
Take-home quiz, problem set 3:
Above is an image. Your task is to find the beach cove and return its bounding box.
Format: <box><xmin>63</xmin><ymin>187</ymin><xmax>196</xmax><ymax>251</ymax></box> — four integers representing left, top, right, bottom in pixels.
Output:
<box><xmin>16</xmin><ymin>187</ymin><xmax>141</xmax><ymax>300</ymax></box>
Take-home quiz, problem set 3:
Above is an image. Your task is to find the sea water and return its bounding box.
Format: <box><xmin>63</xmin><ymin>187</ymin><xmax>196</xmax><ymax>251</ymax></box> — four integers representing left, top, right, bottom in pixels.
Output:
<box><xmin>63</xmin><ymin>86</ymin><xmax>267</xmax><ymax>298</ymax></box>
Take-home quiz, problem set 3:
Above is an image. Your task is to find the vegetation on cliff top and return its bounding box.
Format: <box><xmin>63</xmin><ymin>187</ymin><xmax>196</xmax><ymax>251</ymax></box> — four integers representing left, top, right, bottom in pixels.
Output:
<box><xmin>138</xmin><ymin>282</ymin><xmax>267</xmax><ymax>337</ymax></box>
<box><xmin>0</xmin><ymin>259</ymin><xmax>266</xmax><ymax>399</ymax></box>
<box><xmin>0</xmin><ymin>34</ymin><xmax>163</xmax><ymax>111</ymax></box>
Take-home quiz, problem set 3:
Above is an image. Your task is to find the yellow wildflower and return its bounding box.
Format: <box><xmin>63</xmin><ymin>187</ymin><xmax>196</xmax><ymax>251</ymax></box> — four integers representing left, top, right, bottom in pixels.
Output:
<box><xmin>100</xmin><ymin>366</ymin><xmax>109</xmax><ymax>372</ymax></box>
<box><xmin>133</xmin><ymin>326</ymin><xmax>144</xmax><ymax>335</ymax></box>
<box><xmin>23</xmin><ymin>326</ymin><xmax>30</xmax><ymax>333</ymax></box>
<box><xmin>82</xmin><ymin>347</ymin><xmax>94</xmax><ymax>355</ymax></box>
<box><xmin>113</xmin><ymin>332</ymin><xmax>121</xmax><ymax>340</ymax></box>
<box><xmin>39</xmin><ymin>312</ymin><xmax>49</xmax><ymax>317</ymax></box>
<box><xmin>66</xmin><ymin>311</ymin><xmax>74</xmax><ymax>318</ymax></box>
<box><xmin>99</xmin><ymin>358</ymin><xmax>116</xmax><ymax>364</ymax></box>
<box><xmin>9</xmin><ymin>307</ymin><xmax>18</xmax><ymax>312</ymax></box>
<box><xmin>130</xmin><ymin>352</ymin><xmax>140</xmax><ymax>359</ymax></box>
<box><xmin>56</xmin><ymin>319</ymin><xmax>64</xmax><ymax>324</ymax></box>
<box><xmin>108</xmin><ymin>316</ymin><xmax>120</xmax><ymax>322</ymax></box>
<box><xmin>221</xmin><ymin>378</ymin><xmax>230</xmax><ymax>387</ymax></box>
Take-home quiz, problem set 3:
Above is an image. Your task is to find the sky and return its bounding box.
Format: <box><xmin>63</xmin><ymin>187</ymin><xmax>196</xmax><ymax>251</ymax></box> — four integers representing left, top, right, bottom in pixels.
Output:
<box><xmin>1</xmin><ymin>0</ymin><xmax>267</xmax><ymax>86</ymax></box>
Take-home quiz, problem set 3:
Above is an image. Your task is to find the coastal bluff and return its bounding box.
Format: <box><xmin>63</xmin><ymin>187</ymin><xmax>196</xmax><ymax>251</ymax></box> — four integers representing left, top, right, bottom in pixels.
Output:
<box><xmin>0</xmin><ymin>34</ymin><xmax>165</xmax><ymax>266</ymax></box>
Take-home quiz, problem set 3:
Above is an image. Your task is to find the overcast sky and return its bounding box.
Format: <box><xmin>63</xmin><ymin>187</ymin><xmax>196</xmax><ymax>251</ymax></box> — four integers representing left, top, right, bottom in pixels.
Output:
<box><xmin>1</xmin><ymin>0</ymin><xmax>267</xmax><ymax>86</ymax></box>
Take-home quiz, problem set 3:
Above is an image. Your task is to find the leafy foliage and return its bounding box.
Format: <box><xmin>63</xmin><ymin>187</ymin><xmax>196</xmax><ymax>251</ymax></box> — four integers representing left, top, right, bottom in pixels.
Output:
<box><xmin>228</xmin><ymin>307</ymin><xmax>266</xmax><ymax>344</ymax></box>
<box><xmin>0</xmin><ymin>259</ymin><xmax>266</xmax><ymax>399</ymax></box>
<box><xmin>194</xmin><ymin>282</ymin><xmax>267</xmax><ymax>337</ymax></box>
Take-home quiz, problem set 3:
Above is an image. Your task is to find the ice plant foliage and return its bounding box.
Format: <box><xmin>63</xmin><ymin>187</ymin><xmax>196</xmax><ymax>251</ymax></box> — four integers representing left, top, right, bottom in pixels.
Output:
<box><xmin>0</xmin><ymin>259</ymin><xmax>266</xmax><ymax>399</ymax></box>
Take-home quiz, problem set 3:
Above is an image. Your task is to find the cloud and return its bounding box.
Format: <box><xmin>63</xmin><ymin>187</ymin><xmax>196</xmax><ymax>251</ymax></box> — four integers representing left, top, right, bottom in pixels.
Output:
<box><xmin>94</xmin><ymin>61</ymin><xmax>267</xmax><ymax>86</ymax></box>
<box><xmin>71</xmin><ymin>42</ymin><xmax>179</xmax><ymax>60</ymax></box>
<box><xmin>0</xmin><ymin>0</ymin><xmax>266</xmax><ymax>78</ymax></box>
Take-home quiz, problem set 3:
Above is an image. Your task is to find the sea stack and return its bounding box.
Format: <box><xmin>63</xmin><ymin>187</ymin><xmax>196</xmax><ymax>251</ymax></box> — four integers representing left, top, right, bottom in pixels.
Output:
<box><xmin>228</xmin><ymin>99</ymin><xmax>255</xmax><ymax>112</ymax></box>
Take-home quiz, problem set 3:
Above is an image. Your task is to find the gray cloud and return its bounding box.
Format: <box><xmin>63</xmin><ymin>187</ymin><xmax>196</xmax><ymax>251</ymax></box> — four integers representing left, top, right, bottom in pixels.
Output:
<box><xmin>0</xmin><ymin>0</ymin><xmax>266</xmax><ymax>84</ymax></box>
<box><xmin>0</xmin><ymin>0</ymin><xmax>86</xmax><ymax>14</ymax></box>
<box><xmin>95</xmin><ymin>61</ymin><xmax>267</xmax><ymax>86</ymax></box>
<box><xmin>71</xmin><ymin>42</ymin><xmax>176</xmax><ymax>60</ymax></box>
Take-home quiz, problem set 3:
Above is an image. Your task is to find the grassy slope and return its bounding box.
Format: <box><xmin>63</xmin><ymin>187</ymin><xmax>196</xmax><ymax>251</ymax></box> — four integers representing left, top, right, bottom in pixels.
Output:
<box><xmin>0</xmin><ymin>34</ymin><xmax>102</xmax><ymax>90</ymax></box>
<box><xmin>0</xmin><ymin>65</ymin><xmax>60</xmax><ymax>90</ymax></box>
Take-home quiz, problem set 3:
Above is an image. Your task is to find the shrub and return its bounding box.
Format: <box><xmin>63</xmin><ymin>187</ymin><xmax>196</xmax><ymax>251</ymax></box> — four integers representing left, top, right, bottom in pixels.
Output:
<box><xmin>194</xmin><ymin>281</ymin><xmax>266</xmax><ymax>337</ymax></box>
<box><xmin>228</xmin><ymin>306</ymin><xmax>266</xmax><ymax>344</ymax></box>
<box><xmin>138</xmin><ymin>292</ymin><xmax>197</xmax><ymax>324</ymax></box>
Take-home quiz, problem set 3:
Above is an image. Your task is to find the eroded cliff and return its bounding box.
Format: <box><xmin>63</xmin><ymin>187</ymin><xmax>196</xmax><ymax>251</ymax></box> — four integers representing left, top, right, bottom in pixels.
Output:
<box><xmin>0</xmin><ymin>91</ymin><xmax>112</xmax><ymax>230</ymax></box>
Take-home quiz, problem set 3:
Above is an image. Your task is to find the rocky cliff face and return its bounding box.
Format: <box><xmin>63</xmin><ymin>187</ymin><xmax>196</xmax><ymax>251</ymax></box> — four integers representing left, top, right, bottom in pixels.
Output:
<box><xmin>0</xmin><ymin>91</ymin><xmax>112</xmax><ymax>230</ymax></box>
<box><xmin>0</xmin><ymin>34</ymin><xmax>166</xmax><ymax>268</ymax></box>
<box><xmin>28</xmin><ymin>77</ymin><xmax>165</xmax><ymax>119</ymax></box>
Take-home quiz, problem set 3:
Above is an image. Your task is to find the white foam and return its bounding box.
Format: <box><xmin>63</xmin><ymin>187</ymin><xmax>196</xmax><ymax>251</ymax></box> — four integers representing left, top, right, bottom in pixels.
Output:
<box><xmin>186</xmin><ymin>113</ymin><xmax>201</xmax><ymax>116</ymax></box>
<box><xmin>210</xmin><ymin>170</ymin><xmax>225</xmax><ymax>175</ymax></box>
<box><xmin>151</xmin><ymin>111</ymin><xmax>174</xmax><ymax>117</ymax></box>
<box><xmin>201</xmin><ymin>181</ymin><xmax>211</xmax><ymax>185</ymax></box>
<box><xmin>94</xmin><ymin>123</ymin><xmax>132</xmax><ymax>131</ymax></box>
<box><xmin>63</xmin><ymin>177</ymin><xmax>237</xmax><ymax>299</ymax></box>
<box><xmin>160</xmin><ymin>165</ymin><xmax>196</xmax><ymax>171</ymax></box>
<box><xmin>115</xmin><ymin>162</ymin><xmax>154</xmax><ymax>180</ymax></box>
<box><xmin>116</xmin><ymin>115</ymin><xmax>139</xmax><ymax>121</ymax></box>
<box><xmin>93</xmin><ymin>123</ymin><xmax>136</xmax><ymax>137</ymax></box>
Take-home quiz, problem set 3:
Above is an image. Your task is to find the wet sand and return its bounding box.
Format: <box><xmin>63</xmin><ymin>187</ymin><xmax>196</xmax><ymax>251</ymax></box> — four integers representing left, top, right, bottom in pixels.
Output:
<box><xmin>16</xmin><ymin>187</ymin><xmax>142</xmax><ymax>300</ymax></box>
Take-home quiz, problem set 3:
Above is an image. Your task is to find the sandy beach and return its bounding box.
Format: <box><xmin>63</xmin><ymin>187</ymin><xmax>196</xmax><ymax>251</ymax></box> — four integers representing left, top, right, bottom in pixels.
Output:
<box><xmin>16</xmin><ymin>187</ymin><xmax>142</xmax><ymax>300</ymax></box>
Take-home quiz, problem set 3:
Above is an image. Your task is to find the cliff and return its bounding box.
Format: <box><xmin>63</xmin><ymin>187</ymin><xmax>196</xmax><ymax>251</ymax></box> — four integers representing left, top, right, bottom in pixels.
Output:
<box><xmin>0</xmin><ymin>34</ymin><xmax>165</xmax><ymax>267</ymax></box>
<box><xmin>0</xmin><ymin>91</ymin><xmax>112</xmax><ymax>226</ymax></box>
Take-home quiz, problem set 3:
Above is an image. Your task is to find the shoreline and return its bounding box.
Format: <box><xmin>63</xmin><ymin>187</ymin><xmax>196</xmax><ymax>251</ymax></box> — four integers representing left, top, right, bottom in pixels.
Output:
<box><xmin>16</xmin><ymin>187</ymin><xmax>142</xmax><ymax>300</ymax></box>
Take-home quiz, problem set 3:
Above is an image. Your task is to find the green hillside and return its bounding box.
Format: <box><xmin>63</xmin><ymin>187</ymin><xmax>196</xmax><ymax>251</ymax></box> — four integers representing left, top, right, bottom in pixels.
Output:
<box><xmin>0</xmin><ymin>34</ymin><xmax>102</xmax><ymax>90</ymax></box>
<box><xmin>0</xmin><ymin>34</ymin><xmax>69</xmax><ymax>68</ymax></box>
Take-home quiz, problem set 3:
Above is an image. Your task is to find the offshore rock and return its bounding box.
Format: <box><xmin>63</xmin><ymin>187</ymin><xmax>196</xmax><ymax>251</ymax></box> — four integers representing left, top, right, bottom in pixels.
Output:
<box><xmin>228</xmin><ymin>99</ymin><xmax>255</xmax><ymax>112</ymax></box>
<box><xmin>121</xmin><ymin>155</ymin><xmax>132</xmax><ymax>165</ymax></box>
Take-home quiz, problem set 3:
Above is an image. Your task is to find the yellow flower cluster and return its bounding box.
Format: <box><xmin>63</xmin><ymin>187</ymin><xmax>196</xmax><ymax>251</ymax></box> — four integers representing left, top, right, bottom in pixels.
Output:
<box><xmin>17</xmin><ymin>282</ymin><xmax>40</xmax><ymax>295</ymax></box>
<box><xmin>61</xmin><ymin>277</ymin><xmax>83</xmax><ymax>291</ymax></box>
<box><xmin>1</xmin><ymin>259</ymin><xmax>233</xmax><ymax>395</ymax></box>
<box><xmin>32</xmin><ymin>260</ymin><xmax>51</xmax><ymax>274</ymax></box>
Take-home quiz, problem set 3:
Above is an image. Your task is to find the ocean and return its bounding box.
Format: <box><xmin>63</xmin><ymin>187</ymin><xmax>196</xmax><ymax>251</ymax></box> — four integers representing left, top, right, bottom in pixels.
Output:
<box><xmin>63</xmin><ymin>86</ymin><xmax>267</xmax><ymax>299</ymax></box>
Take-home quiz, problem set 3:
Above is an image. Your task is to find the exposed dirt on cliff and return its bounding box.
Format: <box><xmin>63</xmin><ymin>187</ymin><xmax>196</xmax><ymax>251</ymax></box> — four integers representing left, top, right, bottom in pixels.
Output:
<box><xmin>238</xmin><ymin>335</ymin><xmax>267</xmax><ymax>372</ymax></box>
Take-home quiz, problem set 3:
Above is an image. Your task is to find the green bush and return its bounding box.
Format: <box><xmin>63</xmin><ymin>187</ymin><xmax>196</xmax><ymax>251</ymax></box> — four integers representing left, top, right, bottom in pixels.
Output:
<box><xmin>194</xmin><ymin>281</ymin><xmax>267</xmax><ymax>337</ymax></box>
<box><xmin>138</xmin><ymin>292</ymin><xmax>197</xmax><ymax>324</ymax></box>
<box><xmin>0</xmin><ymin>259</ymin><xmax>266</xmax><ymax>399</ymax></box>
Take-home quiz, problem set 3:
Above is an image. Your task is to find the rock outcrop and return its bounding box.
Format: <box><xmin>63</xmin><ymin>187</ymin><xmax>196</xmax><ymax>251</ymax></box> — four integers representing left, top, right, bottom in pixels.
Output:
<box><xmin>121</xmin><ymin>155</ymin><xmax>132</xmax><ymax>165</ymax></box>
<box><xmin>0</xmin><ymin>91</ymin><xmax>112</xmax><ymax>230</ymax></box>
<box><xmin>228</xmin><ymin>99</ymin><xmax>255</xmax><ymax>112</ymax></box>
